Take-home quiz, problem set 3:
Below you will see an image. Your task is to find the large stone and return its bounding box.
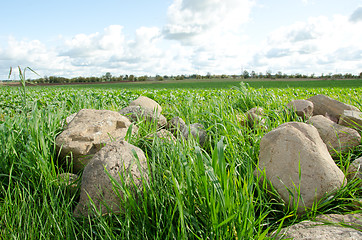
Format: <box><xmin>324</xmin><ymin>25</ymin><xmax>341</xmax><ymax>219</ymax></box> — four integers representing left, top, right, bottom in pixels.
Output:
<box><xmin>287</xmin><ymin>99</ymin><xmax>314</xmax><ymax>119</ymax></box>
<box><xmin>255</xmin><ymin>122</ymin><xmax>346</xmax><ymax>213</ymax></box>
<box><xmin>189</xmin><ymin>123</ymin><xmax>207</xmax><ymax>146</ymax></box>
<box><xmin>307</xmin><ymin>94</ymin><xmax>359</xmax><ymax>122</ymax></box>
<box><xmin>307</xmin><ymin>115</ymin><xmax>361</xmax><ymax>154</ymax></box>
<box><xmin>119</xmin><ymin>106</ymin><xmax>167</xmax><ymax>128</ymax></box>
<box><xmin>272</xmin><ymin>214</ymin><xmax>362</xmax><ymax>239</ymax></box>
<box><xmin>129</xmin><ymin>96</ymin><xmax>162</xmax><ymax>113</ymax></box>
<box><xmin>56</xmin><ymin>109</ymin><xmax>138</xmax><ymax>172</ymax></box>
<box><xmin>339</xmin><ymin>110</ymin><xmax>362</xmax><ymax>131</ymax></box>
<box><xmin>166</xmin><ymin>117</ymin><xmax>189</xmax><ymax>138</ymax></box>
<box><xmin>73</xmin><ymin>140</ymin><xmax>149</xmax><ymax>217</ymax></box>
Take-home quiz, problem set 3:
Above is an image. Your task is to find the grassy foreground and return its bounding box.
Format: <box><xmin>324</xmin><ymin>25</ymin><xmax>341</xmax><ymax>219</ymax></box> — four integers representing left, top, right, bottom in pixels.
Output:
<box><xmin>0</xmin><ymin>83</ymin><xmax>361</xmax><ymax>239</ymax></box>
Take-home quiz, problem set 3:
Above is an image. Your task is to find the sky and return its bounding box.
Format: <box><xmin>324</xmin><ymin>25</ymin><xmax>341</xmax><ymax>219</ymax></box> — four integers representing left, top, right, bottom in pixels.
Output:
<box><xmin>1</xmin><ymin>0</ymin><xmax>362</xmax><ymax>79</ymax></box>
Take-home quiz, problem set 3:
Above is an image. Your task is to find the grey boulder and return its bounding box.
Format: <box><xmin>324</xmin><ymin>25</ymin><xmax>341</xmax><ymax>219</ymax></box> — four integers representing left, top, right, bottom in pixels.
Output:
<box><xmin>255</xmin><ymin>122</ymin><xmax>346</xmax><ymax>213</ymax></box>
<box><xmin>56</xmin><ymin>109</ymin><xmax>138</xmax><ymax>172</ymax></box>
<box><xmin>307</xmin><ymin>115</ymin><xmax>361</xmax><ymax>154</ymax></box>
<box><xmin>73</xmin><ymin>140</ymin><xmax>149</xmax><ymax>217</ymax></box>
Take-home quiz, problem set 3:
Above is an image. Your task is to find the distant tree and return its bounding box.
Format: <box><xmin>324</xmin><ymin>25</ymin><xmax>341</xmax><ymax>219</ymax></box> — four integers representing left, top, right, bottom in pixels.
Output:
<box><xmin>243</xmin><ymin>70</ymin><xmax>250</xmax><ymax>79</ymax></box>
<box><xmin>128</xmin><ymin>74</ymin><xmax>135</xmax><ymax>81</ymax></box>
<box><xmin>251</xmin><ymin>70</ymin><xmax>256</xmax><ymax>78</ymax></box>
<box><xmin>265</xmin><ymin>70</ymin><xmax>272</xmax><ymax>78</ymax></box>
<box><xmin>156</xmin><ymin>75</ymin><xmax>163</xmax><ymax>81</ymax></box>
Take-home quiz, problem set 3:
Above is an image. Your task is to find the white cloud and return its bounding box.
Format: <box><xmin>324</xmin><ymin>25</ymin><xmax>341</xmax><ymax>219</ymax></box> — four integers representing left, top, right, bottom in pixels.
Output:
<box><xmin>249</xmin><ymin>13</ymin><xmax>362</xmax><ymax>75</ymax></box>
<box><xmin>164</xmin><ymin>0</ymin><xmax>255</xmax><ymax>43</ymax></box>
<box><xmin>349</xmin><ymin>6</ymin><xmax>362</xmax><ymax>22</ymax></box>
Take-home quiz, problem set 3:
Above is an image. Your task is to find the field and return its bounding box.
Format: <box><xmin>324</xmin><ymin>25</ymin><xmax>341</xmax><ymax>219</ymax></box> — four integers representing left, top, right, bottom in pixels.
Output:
<box><xmin>0</xmin><ymin>80</ymin><xmax>361</xmax><ymax>239</ymax></box>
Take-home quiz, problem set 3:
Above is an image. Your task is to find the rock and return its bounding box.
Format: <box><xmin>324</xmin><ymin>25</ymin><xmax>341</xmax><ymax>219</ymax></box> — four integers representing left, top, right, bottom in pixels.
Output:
<box><xmin>307</xmin><ymin>94</ymin><xmax>359</xmax><ymax>123</ymax></box>
<box><xmin>145</xmin><ymin>129</ymin><xmax>177</xmax><ymax>143</ymax></box>
<box><xmin>347</xmin><ymin>157</ymin><xmax>362</xmax><ymax>184</ymax></box>
<box><xmin>189</xmin><ymin>123</ymin><xmax>207</xmax><ymax>146</ymax></box>
<box><xmin>166</xmin><ymin>117</ymin><xmax>189</xmax><ymax>138</ymax></box>
<box><xmin>307</xmin><ymin>115</ymin><xmax>361</xmax><ymax>154</ymax></box>
<box><xmin>287</xmin><ymin>100</ymin><xmax>314</xmax><ymax>119</ymax></box>
<box><xmin>129</xmin><ymin>96</ymin><xmax>162</xmax><ymax>113</ymax></box>
<box><xmin>238</xmin><ymin>107</ymin><xmax>266</xmax><ymax>128</ymax></box>
<box><xmin>255</xmin><ymin>122</ymin><xmax>346</xmax><ymax>213</ymax></box>
<box><xmin>65</xmin><ymin>113</ymin><xmax>77</xmax><ymax>125</ymax></box>
<box><xmin>339</xmin><ymin>110</ymin><xmax>362</xmax><ymax>131</ymax></box>
<box><xmin>57</xmin><ymin>173</ymin><xmax>79</xmax><ymax>195</ymax></box>
<box><xmin>272</xmin><ymin>214</ymin><xmax>362</xmax><ymax>239</ymax></box>
<box><xmin>119</xmin><ymin>106</ymin><xmax>167</xmax><ymax>128</ymax></box>
<box><xmin>73</xmin><ymin>140</ymin><xmax>149</xmax><ymax>217</ymax></box>
<box><xmin>56</xmin><ymin>109</ymin><xmax>138</xmax><ymax>172</ymax></box>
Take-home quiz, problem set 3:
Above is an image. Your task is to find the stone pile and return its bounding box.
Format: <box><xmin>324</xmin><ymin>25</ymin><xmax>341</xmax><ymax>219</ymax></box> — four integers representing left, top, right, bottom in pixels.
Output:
<box><xmin>55</xmin><ymin>93</ymin><xmax>361</xmax><ymax>238</ymax></box>
<box><xmin>56</xmin><ymin>96</ymin><xmax>207</xmax><ymax>217</ymax></box>
<box><xmin>249</xmin><ymin>94</ymin><xmax>362</xmax><ymax>238</ymax></box>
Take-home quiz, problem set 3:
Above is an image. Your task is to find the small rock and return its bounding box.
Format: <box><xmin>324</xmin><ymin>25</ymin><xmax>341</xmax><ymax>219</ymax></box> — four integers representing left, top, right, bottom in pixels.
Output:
<box><xmin>145</xmin><ymin>129</ymin><xmax>177</xmax><ymax>143</ymax></box>
<box><xmin>65</xmin><ymin>113</ymin><xmax>77</xmax><ymax>125</ymax></box>
<box><xmin>189</xmin><ymin>123</ymin><xmax>207</xmax><ymax>146</ymax></box>
<box><xmin>339</xmin><ymin>110</ymin><xmax>362</xmax><ymax>131</ymax></box>
<box><xmin>57</xmin><ymin>173</ymin><xmax>79</xmax><ymax>195</ymax></box>
<box><xmin>255</xmin><ymin>122</ymin><xmax>346</xmax><ymax>213</ymax></box>
<box><xmin>307</xmin><ymin>115</ymin><xmax>361</xmax><ymax>154</ymax></box>
<box><xmin>347</xmin><ymin>157</ymin><xmax>362</xmax><ymax>185</ymax></box>
<box><xmin>166</xmin><ymin>117</ymin><xmax>189</xmax><ymax>138</ymax></box>
<box><xmin>287</xmin><ymin>100</ymin><xmax>314</xmax><ymax>119</ymax></box>
<box><xmin>129</xmin><ymin>96</ymin><xmax>162</xmax><ymax>113</ymax></box>
<box><xmin>238</xmin><ymin>107</ymin><xmax>266</xmax><ymax>128</ymax></box>
<box><xmin>119</xmin><ymin>106</ymin><xmax>167</xmax><ymax>128</ymax></box>
<box><xmin>307</xmin><ymin>94</ymin><xmax>359</xmax><ymax>123</ymax></box>
<box><xmin>73</xmin><ymin>140</ymin><xmax>149</xmax><ymax>217</ymax></box>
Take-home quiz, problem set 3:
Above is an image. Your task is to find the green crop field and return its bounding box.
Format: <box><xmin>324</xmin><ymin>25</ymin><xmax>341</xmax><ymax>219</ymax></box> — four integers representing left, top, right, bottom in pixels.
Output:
<box><xmin>0</xmin><ymin>81</ymin><xmax>361</xmax><ymax>239</ymax></box>
<box><xmin>35</xmin><ymin>78</ymin><xmax>362</xmax><ymax>90</ymax></box>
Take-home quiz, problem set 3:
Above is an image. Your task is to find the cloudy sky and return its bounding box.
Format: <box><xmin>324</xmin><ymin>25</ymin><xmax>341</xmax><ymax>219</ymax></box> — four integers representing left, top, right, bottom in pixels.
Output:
<box><xmin>1</xmin><ymin>0</ymin><xmax>362</xmax><ymax>79</ymax></box>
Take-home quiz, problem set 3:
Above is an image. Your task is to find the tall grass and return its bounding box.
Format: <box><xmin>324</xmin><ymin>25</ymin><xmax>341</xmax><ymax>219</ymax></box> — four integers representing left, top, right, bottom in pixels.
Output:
<box><xmin>0</xmin><ymin>82</ymin><xmax>361</xmax><ymax>239</ymax></box>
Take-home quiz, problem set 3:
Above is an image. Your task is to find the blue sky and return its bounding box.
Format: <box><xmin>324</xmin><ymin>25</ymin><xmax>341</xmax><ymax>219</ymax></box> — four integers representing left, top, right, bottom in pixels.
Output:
<box><xmin>1</xmin><ymin>0</ymin><xmax>362</xmax><ymax>79</ymax></box>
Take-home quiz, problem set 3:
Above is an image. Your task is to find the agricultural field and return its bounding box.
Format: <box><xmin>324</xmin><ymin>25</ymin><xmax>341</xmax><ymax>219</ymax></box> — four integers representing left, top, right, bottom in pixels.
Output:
<box><xmin>0</xmin><ymin>81</ymin><xmax>361</xmax><ymax>239</ymax></box>
<box><xmin>32</xmin><ymin>78</ymin><xmax>362</xmax><ymax>89</ymax></box>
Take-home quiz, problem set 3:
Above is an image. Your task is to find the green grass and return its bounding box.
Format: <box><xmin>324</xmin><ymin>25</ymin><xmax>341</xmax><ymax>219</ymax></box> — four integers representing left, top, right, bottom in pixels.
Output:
<box><xmin>31</xmin><ymin>78</ymin><xmax>362</xmax><ymax>89</ymax></box>
<box><xmin>0</xmin><ymin>82</ymin><xmax>361</xmax><ymax>239</ymax></box>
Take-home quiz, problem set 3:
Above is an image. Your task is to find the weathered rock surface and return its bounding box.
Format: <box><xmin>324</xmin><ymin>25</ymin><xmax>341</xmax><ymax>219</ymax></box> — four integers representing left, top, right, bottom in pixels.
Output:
<box><xmin>189</xmin><ymin>123</ymin><xmax>207</xmax><ymax>146</ymax></box>
<box><xmin>307</xmin><ymin>94</ymin><xmax>359</xmax><ymax>122</ymax></box>
<box><xmin>74</xmin><ymin>140</ymin><xmax>148</xmax><ymax>217</ymax></box>
<box><xmin>255</xmin><ymin>122</ymin><xmax>346</xmax><ymax>212</ymax></box>
<box><xmin>339</xmin><ymin>110</ymin><xmax>362</xmax><ymax>131</ymax></box>
<box><xmin>56</xmin><ymin>109</ymin><xmax>137</xmax><ymax>172</ymax></box>
<box><xmin>272</xmin><ymin>214</ymin><xmax>362</xmax><ymax>239</ymax></box>
<box><xmin>129</xmin><ymin>96</ymin><xmax>162</xmax><ymax>113</ymax></box>
<box><xmin>347</xmin><ymin>157</ymin><xmax>362</xmax><ymax>184</ymax></box>
<box><xmin>238</xmin><ymin>107</ymin><xmax>266</xmax><ymax>127</ymax></box>
<box><xmin>166</xmin><ymin>117</ymin><xmax>189</xmax><ymax>138</ymax></box>
<box><xmin>119</xmin><ymin>106</ymin><xmax>167</xmax><ymax>128</ymax></box>
<box><xmin>287</xmin><ymin>99</ymin><xmax>314</xmax><ymax>119</ymax></box>
<box><xmin>307</xmin><ymin>115</ymin><xmax>361</xmax><ymax>154</ymax></box>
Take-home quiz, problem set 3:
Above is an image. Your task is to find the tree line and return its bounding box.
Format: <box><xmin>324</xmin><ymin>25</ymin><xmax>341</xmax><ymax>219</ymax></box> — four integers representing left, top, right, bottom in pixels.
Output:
<box><xmin>16</xmin><ymin>71</ymin><xmax>362</xmax><ymax>84</ymax></box>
